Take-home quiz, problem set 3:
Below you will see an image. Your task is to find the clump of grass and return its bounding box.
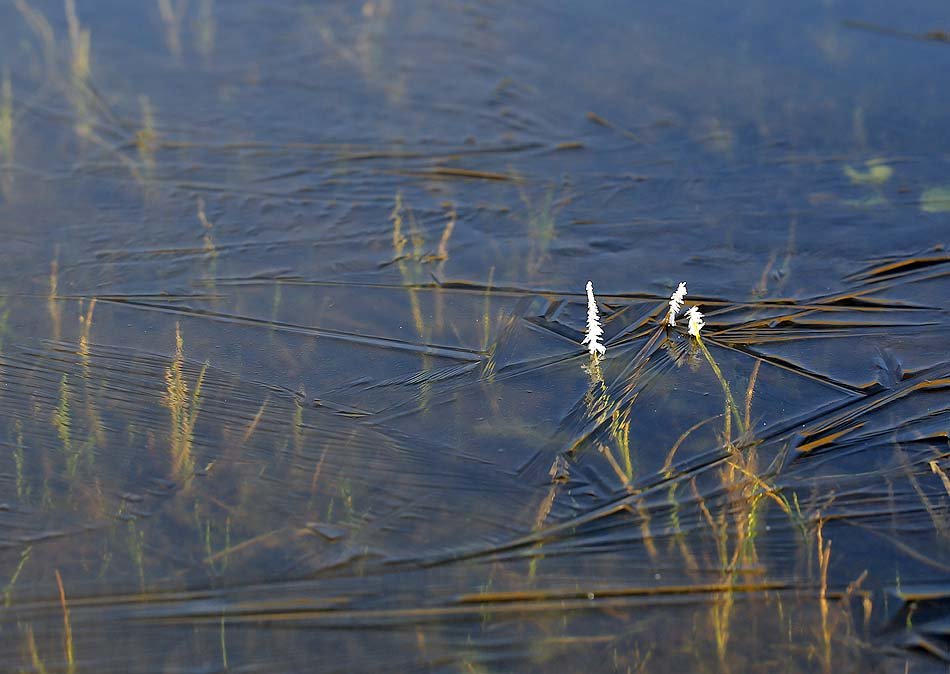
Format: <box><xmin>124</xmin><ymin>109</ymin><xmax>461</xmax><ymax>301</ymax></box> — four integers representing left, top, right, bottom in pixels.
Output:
<box><xmin>162</xmin><ymin>323</ymin><xmax>208</xmax><ymax>480</ymax></box>
<box><xmin>136</xmin><ymin>95</ymin><xmax>157</xmax><ymax>175</ymax></box>
<box><xmin>195</xmin><ymin>0</ymin><xmax>216</xmax><ymax>56</ymax></box>
<box><xmin>53</xmin><ymin>373</ymin><xmax>73</xmax><ymax>468</ymax></box>
<box><xmin>197</xmin><ymin>198</ymin><xmax>217</xmax><ymax>258</ymax></box>
<box><xmin>0</xmin><ymin>69</ymin><xmax>13</xmax><ymax>186</ymax></box>
<box><xmin>78</xmin><ymin>298</ymin><xmax>95</xmax><ymax>375</ymax></box>
<box><xmin>65</xmin><ymin>0</ymin><xmax>91</xmax><ymax>82</ymax></box>
<box><xmin>49</xmin><ymin>255</ymin><xmax>62</xmax><ymax>343</ymax></box>
<box><xmin>157</xmin><ymin>0</ymin><xmax>188</xmax><ymax>59</ymax></box>
<box><xmin>64</xmin><ymin>0</ymin><xmax>93</xmax><ymax>140</ymax></box>
<box><xmin>12</xmin><ymin>420</ymin><xmax>29</xmax><ymax>504</ymax></box>
<box><xmin>12</xmin><ymin>0</ymin><xmax>56</xmax><ymax>73</ymax></box>
<box><xmin>127</xmin><ymin>519</ymin><xmax>146</xmax><ymax>591</ymax></box>
<box><xmin>195</xmin><ymin>502</ymin><xmax>232</xmax><ymax>574</ymax></box>
<box><xmin>390</xmin><ymin>191</ymin><xmax>426</xmax><ymax>338</ymax></box>
<box><xmin>520</xmin><ymin>187</ymin><xmax>558</xmax><ymax>275</ymax></box>
<box><xmin>389</xmin><ymin>191</ymin><xmax>453</xmax><ymax>409</ymax></box>
<box><xmin>581</xmin><ymin>357</ymin><xmax>634</xmax><ymax>487</ymax></box>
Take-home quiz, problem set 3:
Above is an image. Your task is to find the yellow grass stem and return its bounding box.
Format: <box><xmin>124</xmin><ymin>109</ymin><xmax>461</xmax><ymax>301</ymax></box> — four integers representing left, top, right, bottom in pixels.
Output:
<box><xmin>137</xmin><ymin>95</ymin><xmax>157</xmax><ymax>175</ymax></box>
<box><xmin>13</xmin><ymin>0</ymin><xmax>56</xmax><ymax>73</ymax></box>
<box><xmin>157</xmin><ymin>0</ymin><xmax>187</xmax><ymax>58</ymax></box>
<box><xmin>0</xmin><ymin>70</ymin><xmax>12</xmax><ymax>172</ymax></box>
<box><xmin>817</xmin><ymin>518</ymin><xmax>832</xmax><ymax>674</ymax></box>
<box><xmin>697</xmin><ymin>337</ymin><xmax>746</xmax><ymax>437</ymax></box>
<box><xmin>54</xmin><ymin>570</ymin><xmax>75</xmax><ymax>674</ymax></box>
<box><xmin>239</xmin><ymin>397</ymin><xmax>269</xmax><ymax>446</ymax></box>
<box><xmin>930</xmin><ymin>460</ymin><xmax>950</xmax><ymax>497</ymax></box>
<box><xmin>744</xmin><ymin>360</ymin><xmax>761</xmax><ymax>429</ymax></box>
<box><xmin>662</xmin><ymin>414</ymin><xmax>721</xmax><ymax>476</ymax></box>
<box><xmin>49</xmin><ymin>256</ymin><xmax>62</xmax><ymax>342</ymax></box>
<box><xmin>26</xmin><ymin>625</ymin><xmax>49</xmax><ymax>674</ymax></box>
<box><xmin>481</xmin><ymin>266</ymin><xmax>494</xmax><ymax>354</ymax></box>
<box><xmin>436</xmin><ymin>202</ymin><xmax>455</xmax><ymax>265</ymax></box>
<box><xmin>65</xmin><ymin>0</ymin><xmax>90</xmax><ymax>81</ymax></box>
<box><xmin>78</xmin><ymin>298</ymin><xmax>95</xmax><ymax>374</ymax></box>
<box><xmin>195</xmin><ymin>0</ymin><xmax>216</xmax><ymax>56</ymax></box>
<box><xmin>197</xmin><ymin>198</ymin><xmax>217</xmax><ymax>257</ymax></box>
<box><xmin>54</xmin><ymin>374</ymin><xmax>72</xmax><ymax>461</ymax></box>
<box><xmin>3</xmin><ymin>546</ymin><xmax>31</xmax><ymax>607</ymax></box>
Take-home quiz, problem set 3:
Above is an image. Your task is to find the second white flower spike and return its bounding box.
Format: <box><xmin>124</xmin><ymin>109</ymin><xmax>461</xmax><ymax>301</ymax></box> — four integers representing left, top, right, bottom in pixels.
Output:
<box><xmin>582</xmin><ymin>280</ymin><xmax>606</xmax><ymax>357</ymax></box>
<box><xmin>686</xmin><ymin>306</ymin><xmax>705</xmax><ymax>338</ymax></box>
<box><xmin>668</xmin><ymin>282</ymin><xmax>687</xmax><ymax>326</ymax></box>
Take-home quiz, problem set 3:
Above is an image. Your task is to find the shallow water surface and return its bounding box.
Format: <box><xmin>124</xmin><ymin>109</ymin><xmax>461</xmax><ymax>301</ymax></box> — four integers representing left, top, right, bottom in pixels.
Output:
<box><xmin>0</xmin><ymin>1</ymin><xmax>948</xmax><ymax>672</ymax></box>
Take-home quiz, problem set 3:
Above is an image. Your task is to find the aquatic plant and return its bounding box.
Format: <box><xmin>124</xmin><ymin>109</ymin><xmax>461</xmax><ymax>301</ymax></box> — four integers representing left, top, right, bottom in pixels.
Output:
<box><xmin>667</xmin><ymin>281</ymin><xmax>687</xmax><ymax>326</ymax></box>
<box><xmin>0</xmin><ymin>70</ymin><xmax>12</xmax><ymax>165</ymax></box>
<box><xmin>686</xmin><ymin>305</ymin><xmax>705</xmax><ymax>337</ymax></box>
<box><xmin>65</xmin><ymin>0</ymin><xmax>90</xmax><ymax>82</ymax></box>
<box><xmin>581</xmin><ymin>280</ymin><xmax>605</xmax><ymax>357</ymax></box>
<box><xmin>163</xmin><ymin>323</ymin><xmax>207</xmax><ymax>480</ymax></box>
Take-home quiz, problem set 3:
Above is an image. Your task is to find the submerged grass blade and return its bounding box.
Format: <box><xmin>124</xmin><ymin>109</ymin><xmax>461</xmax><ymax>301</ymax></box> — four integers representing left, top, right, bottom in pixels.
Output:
<box><xmin>0</xmin><ymin>69</ymin><xmax>12</xmax><ymax>192</ymax></box>
<box><xmin>26</xmin><ymin>625</ymin><xmax>49</xmax><ymax>674</ymax></box>
<box><xmin>54</xmin><ymin>374</ymin><xmax>73</xmax><ymax>467</ymax></box>
<box><xmin>696</xmin><ymin>338</ymin><xmax>746</xmax><ymax>438</ymax></box>
<box><xmin>3</xmin><ymin>546</ymin><xmax>31</xmax><ymax>607</ymax></box>
<box><xmin>49</xmin><ymin>256</ymin><xmax>62</xmax><ymax>343</ymax></box>
<box><xmin>54</xmin><ymin>570</ymin><xmax>75</xmax><ymax>674</ymax></box>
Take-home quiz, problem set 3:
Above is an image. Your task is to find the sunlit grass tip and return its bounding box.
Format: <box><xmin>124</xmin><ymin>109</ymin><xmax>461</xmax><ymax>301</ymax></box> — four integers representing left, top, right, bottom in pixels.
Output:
<box><xmin>667</xmin><ymin>281</ymin><xmax>687</xmax><ymax>326</ymax></box>
<box><xmin>581</xmin><ymin>280</ymin><xmax>606</xmax><ymax>357</ymax></box>
<box><xmin>686</xmin><ymin>305</ymin><xmax>705</xmax><ymax>338</ymax></box>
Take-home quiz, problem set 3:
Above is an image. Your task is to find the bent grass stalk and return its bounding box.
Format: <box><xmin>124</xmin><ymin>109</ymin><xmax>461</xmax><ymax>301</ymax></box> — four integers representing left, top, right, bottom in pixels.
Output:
<box><xmin>136</xmin><ymin>95</ymin><xmax>157</xmax><ymax>178</ymax></box>
<box><xmin>12</xmin><ymin>420</ymin><xmax>30</xmax><ymax>504</ymax></box>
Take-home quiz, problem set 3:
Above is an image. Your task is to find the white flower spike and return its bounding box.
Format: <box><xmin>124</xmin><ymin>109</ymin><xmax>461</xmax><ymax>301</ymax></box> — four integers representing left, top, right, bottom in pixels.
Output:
<box><xmin>581</xmin><ymin>280</ymin><xmax>606</xmax><ymax>357</ymax></box>
<box><xmin>686</xmin><ymin>306</ymin><xmax>705</xmax><ymax>338</ymax></box>
<box><xmin>668</xmin><ymin>282</ymin><xmax>687</xmax><ymax>326</ymax></box>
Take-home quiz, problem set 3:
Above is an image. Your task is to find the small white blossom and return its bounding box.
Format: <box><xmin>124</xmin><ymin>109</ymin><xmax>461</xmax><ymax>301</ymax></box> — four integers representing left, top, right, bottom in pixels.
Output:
<box><xmin>686</xmin><ymin>306</ymin><xmax>705</xmax><ymax>338</ymax></box>
<box><xmin>581</xmin><ymin>280</ymin><xmax>606</xmax><ymax>357</ymax></box>
<box><xmin>667</xmin><ymin>282</ymin><xmax>687</xmax><ymax>326</ymax></box>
